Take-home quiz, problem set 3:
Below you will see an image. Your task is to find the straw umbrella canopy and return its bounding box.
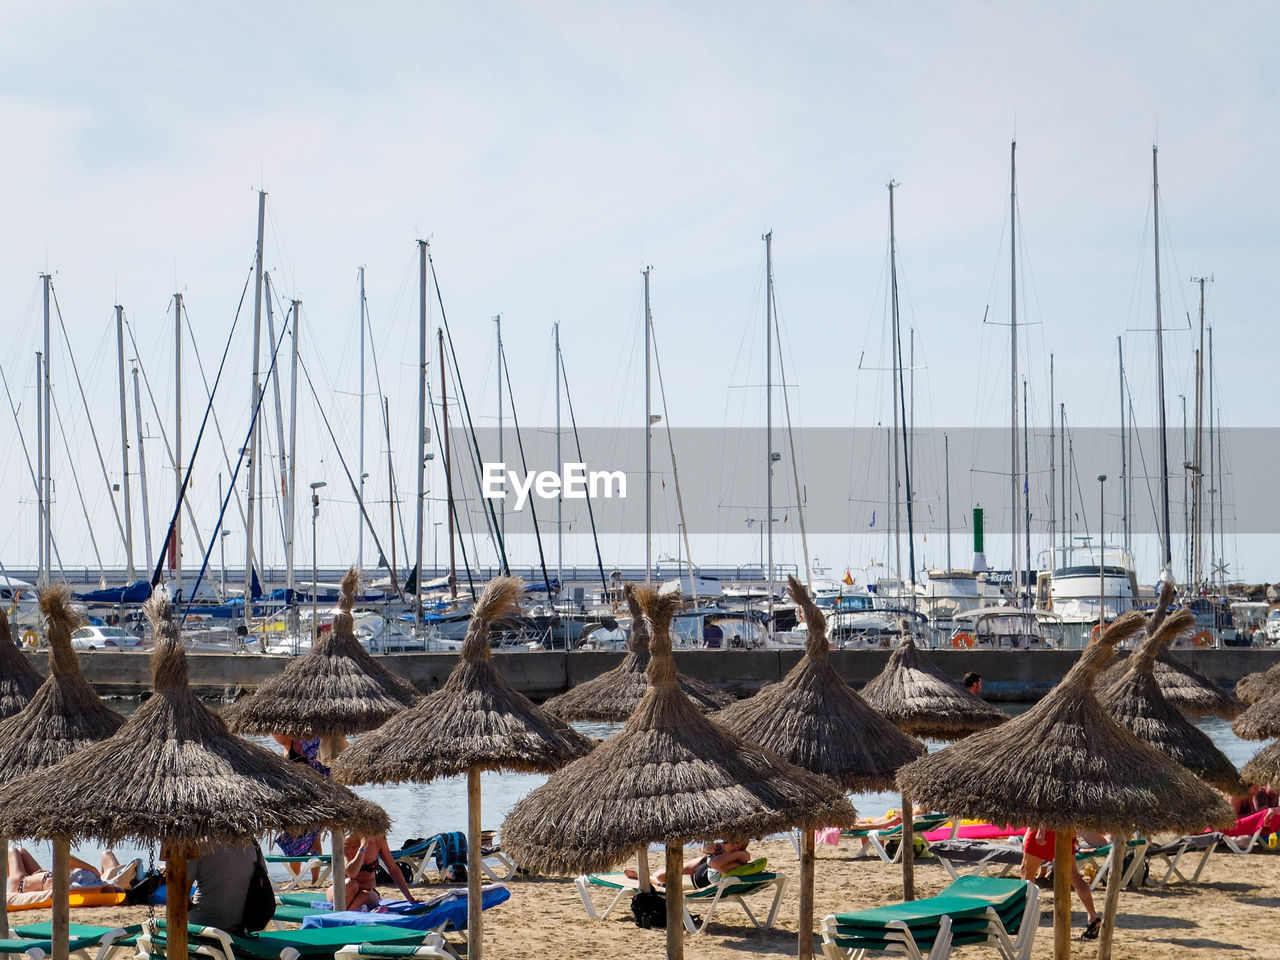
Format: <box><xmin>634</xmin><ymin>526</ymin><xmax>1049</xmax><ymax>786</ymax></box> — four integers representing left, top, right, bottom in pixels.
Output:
<box><xmin>502</xmin><ymin>586</ymin><xmax>857</xmax><ymax>960</ymax></box>
<box><xmin>860</xmin><ymin>628</ymin><xmax>1008</xmax><ymax>739</ymax></box>
<box><xmin>716</xmin><ymin>575</ymin><xmax>925</xmax><ymax>960</ymax></box>
<box><xmin>1231</xmin><ymin>690</ymin><xmax>1280</xmax><ymax>741</ymax></box>
<box><xmin>0</xmin><ymin>607</ymin><xmax>42</xmax><ymax>720</ymax></box>
<box><xmin>859</xmin><ymin>623</ymin><xmax>1006</xmax><ymax>899</ymax></box>
<box><xmin>221</xmin><ymin>566</ymin><xmax>417</xmax><ymax>909</ymax></box>
<box><xmin>542</xmin><ymin>584</ymin><xmax>731</xmax><ymax>721</ymax></box>
<box><xmin>222</xmin><ymin>566</ymin><xmax>419</xmax><ymax>739</ymax></box>
<box><xmin>1098</xmin><ymin>608</ymin><xmax>1242</xmax><ymax>793</ymax></box>
<box><xmin>0</xmin><ymin>589</ymin><xmax>388</xmax><ymax>960</ymax></box>
<box><xmin>1235</xmin><ymin>663</ymin><xmax>1280</xmax><ymax>706</ymax></box>
<box><xmin>1241</xmin><ymin>738</ymin><xmax>1280</xmax><ymax>788</ymax></box>
<box><xmin>897</xmin><ymin>611</ymin><xmax>1234</xmax><ymax>960</ymax></box>
<box><xmin>0</xmin><ymin>585</ymin><xmax>125</xmax><ymax>949</ymax></box>
<box><xmin>332</xmin><ymin>576</ymin><xmax>592</xmax><ymax>960</ymax></box>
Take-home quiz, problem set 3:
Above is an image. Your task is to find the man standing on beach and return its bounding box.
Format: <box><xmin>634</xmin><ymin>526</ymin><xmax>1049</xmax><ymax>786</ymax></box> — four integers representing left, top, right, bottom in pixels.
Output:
<box><xmin>963</xmin><ymin>672</ymin><xmax>983</xmax><ymax>697</ymax></box>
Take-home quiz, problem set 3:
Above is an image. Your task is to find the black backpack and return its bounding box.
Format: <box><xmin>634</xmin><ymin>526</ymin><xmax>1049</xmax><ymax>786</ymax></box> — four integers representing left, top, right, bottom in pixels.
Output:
<box><xmin>239</xmin><ymin>844</ymin><xmax>277</xmax><ymax>933</ymax></box>
<box><xmin>631</xmin><ymin>890</ymin><xmax>666</xmax><ymax>928</ymax></box>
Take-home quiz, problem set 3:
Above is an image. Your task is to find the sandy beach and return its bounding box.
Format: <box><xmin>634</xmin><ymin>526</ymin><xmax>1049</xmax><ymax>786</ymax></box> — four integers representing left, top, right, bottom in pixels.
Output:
<box><xmin>12</xmin><ymin>836</ymin><xmax>1278</xmax><ymax>959</ymax></box>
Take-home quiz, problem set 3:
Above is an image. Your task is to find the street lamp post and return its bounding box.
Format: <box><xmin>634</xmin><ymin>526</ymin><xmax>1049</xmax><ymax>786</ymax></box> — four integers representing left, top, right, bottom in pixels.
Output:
<box><xmin>1097</xmin><ymin>474</ymin><xmax>1107</xmax><ymax>633</ymax></box>
<box><xmin>310</xmin><ymin>481</ymin><xmax>327</xmax><ymax>652</ymax></box>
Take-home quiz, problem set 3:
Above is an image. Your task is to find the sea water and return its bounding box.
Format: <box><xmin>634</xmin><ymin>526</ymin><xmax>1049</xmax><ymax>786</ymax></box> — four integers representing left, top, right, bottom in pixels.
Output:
<box><xmin>13</xmin><ymin>710</ymin><xmax>1265</xmax><ymax>885</ymax></box>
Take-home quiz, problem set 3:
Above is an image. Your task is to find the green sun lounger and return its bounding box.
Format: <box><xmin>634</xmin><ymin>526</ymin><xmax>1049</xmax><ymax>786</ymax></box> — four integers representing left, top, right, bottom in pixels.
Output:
<box><xmin>137</xmin><ymin>919</ymin><xmax>438</xmax><ymax>960</ymax></box>
<box><xmin>333</xmin><ymin>942</ymin><xmax>451</xmax><ymax>960</ymax></box>
<box><xmin>0</xmin><ymin>923</ymin><xmax>141</xmax><ymax>960</ymax></box>
<box><xmin>576</xmin><ymin>868</ymin><xmax>787</xmax><ymax>935</ymax></box>
<box><xmin>821</xmin><ymin>876</ymin><xmax>1038</xmax><ymax>960</ymax></box>
<box><xmin>264</xmin><ymin>853</ymin><xmax>333</xmax><ymax>892</ymax></box>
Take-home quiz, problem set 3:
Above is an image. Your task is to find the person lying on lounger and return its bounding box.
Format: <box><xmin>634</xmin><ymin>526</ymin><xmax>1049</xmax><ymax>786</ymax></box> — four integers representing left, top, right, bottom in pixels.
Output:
<box><xmin>850</xmin><ymin>802</ymin><xmax>930</xmax><ymax>831</ymax></box>
<box><xmin>329</xmin><ymin>834</ymin><xmax>417</xmax><ymax>910</ymax></box>
<box><xmin>625</xmin><ymin>839</ymin><xmax>752</xmax><ymax>888</ymax></box>
<box><xmin>7</xmin><ymin>844</ymin><xmax>137</xmax><ymax>895</ymax></box>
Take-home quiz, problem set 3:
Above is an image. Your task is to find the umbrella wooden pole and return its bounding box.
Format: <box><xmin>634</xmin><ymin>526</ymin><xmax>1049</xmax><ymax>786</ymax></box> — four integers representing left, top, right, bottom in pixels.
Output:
<box><xmin>51</xmin><ymin>837</ymin><xmax>69</xmax><ymax>960</ymax></box>
<box><xmin>0</xmin><ymin>836</ymin><xmax>9</xmax><ymax>939</ymax></box>
<box><xmin>900</xmin><ymin>791</ymin><xmax>915</xmax><ymax>901</ymax></box>
<box><xmin>323</xmin><ymin>735</ymin><xmax>347</xmax><ymax>912</ymax></box>
<box><xmin>165</xmin><ymin>844</ymin><xmax>190</xmax><ymax>960</ymax></box>
<box><xmin>467</xmin><ymin>767</ymin><xmax>482</xmax><ymax>960</ymax></box>
<box><xmin>636</xmin><ymin>847</ymin><xmax>651</xmax><ymax>892</ymax></box>
<box><xmin>1096</xmin><ymin>834</ymin><xmax>1124</xmax><ymax>960</ymax></box>
<box><xmin>798</xmin><ymin>828</ymin><xmax>815</xmax><ymax>960</ymax></box>
<box><xmin>665</xmin><ymin>844</ymin><xmax>684</xmax><ymax>960</ymax></box>
<box><xmin>1053</xmin><ymin>832</ymin><xmax>1072</xmax><ymax>960</ymax></box>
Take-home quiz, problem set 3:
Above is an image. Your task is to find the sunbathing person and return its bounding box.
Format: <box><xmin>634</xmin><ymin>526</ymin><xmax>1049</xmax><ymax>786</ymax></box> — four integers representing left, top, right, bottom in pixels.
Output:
<box><xmin>851</xmin><ymin>802</ymin><xmax>930</xmax><ymax>831</ymax></box>
<box><xmin>625</xmin><ymin>839</ymin><xmax>752</xmax><ymax>888</ymax></box>
<box><xmin>7</xmin><ymin>845</ymin><xmax>137</xmax><ymax>895</ymax></box>
<box><xmin>329</xmin><ymin>834</ymin><xmax>417</xmax><ymax>910</ymax></box>
<box><xmin>1020</xmin><ymin>828</ymin><xmax>1101</xmax><ymax>940</ymax></box>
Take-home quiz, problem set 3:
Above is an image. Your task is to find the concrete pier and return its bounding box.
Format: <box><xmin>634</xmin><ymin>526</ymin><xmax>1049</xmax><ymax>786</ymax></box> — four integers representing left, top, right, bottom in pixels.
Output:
<box><xmin>29</xmin><ymin>647</ymin><xmax>1278</xmax><ymax>702</ymax></box>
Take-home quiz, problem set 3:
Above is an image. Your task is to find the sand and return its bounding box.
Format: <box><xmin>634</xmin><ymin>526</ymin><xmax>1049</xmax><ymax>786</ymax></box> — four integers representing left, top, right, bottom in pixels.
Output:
<box><xmin>10</xmin><ymin>837</ymin><xmax>1279</xmax><ymax>958</ymax></box>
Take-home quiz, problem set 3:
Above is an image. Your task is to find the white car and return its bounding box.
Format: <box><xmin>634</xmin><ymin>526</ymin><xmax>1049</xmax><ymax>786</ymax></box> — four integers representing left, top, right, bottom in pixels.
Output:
<box><xmin>69</xmin><ymin>625</ymin><xmax>147</xmax><ymax>650</ymax></box>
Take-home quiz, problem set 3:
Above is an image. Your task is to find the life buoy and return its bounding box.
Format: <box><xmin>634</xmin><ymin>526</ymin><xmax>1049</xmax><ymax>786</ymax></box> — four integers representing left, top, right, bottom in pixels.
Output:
<box><xmin>952</xmin><ymin>632</ymin><xmax>974</xmax><ymax>649</ymax></box>
<box><xmin>21</xmin><ymin>630</ymin><xmax>37</xmax><ymax>649</ymax></box>
<box><xmin>1090</xmin><ymin>623</ymin><xmax>1102</xmax><ymax>642</ymax></box>
<box><xmin>1192</xmin><ymin>630</ymin><xmax>1214</xmax><ymax>647</ymax></box>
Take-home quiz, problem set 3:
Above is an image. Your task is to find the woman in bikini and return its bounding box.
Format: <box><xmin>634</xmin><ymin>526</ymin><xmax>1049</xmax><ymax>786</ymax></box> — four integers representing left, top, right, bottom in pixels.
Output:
<box><xmin>7</xmin><ymin>845</ymin><xmax>137</xmax><ymax>896</ymax></box>
<box><xmin>328</xmin><ymin>835</ymin><xmax>417</xmax><ymax>910</ymax></box>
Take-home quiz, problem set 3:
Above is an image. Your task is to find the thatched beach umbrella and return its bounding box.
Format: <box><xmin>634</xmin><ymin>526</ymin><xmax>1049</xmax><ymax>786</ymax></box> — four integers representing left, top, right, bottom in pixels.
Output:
<box><xmin>0</xmin><ymin>585</ymin><xmax>125</xmax><ymax>949</ymax></box>
<box><xmin>542</xmin><ymin>584</ymin><xmax>730</xmax><ymax>894</ymax></box>
<box><xmin>716</xmin><ymin>575</ymin><xmax>924</xmax><ymax>959</ymax></box>
<box><xmin>502</xmin><ymin>586</ymin><xmax>857</xmax><ymax>960</ymax></box>
<box><xmin>860</xmin><ymin>624</ymin><xmax>1006</xmax><ymax>899</ymax></box>
<box><xmin>223</xmin><ymin>567</ymin><xmax>418</xmax><ymax>909</ymax></box>
<box><xmin>1241</xmin><ymin>737</ymin><xmax>1280</xmax><ymax>788</ymax></box>
<box><xmin>1231</xmin><ymin>690</ymin><xmax>1280</xmax><ymax>741</ymax></box>
<box><xmin>1235</xmin><ymin>663</ymin><xmax>1280</xmax><ymax>705</ymax></box>
<box><xmin>0</xmin><ymin>606</ymin><xmax>42</xmax><ymax>719</ymax></box>
<box><xmin>0</xmin><ymin>589</ymin><xmax>388</xmax><ymax>960</ymax></box>
<box><xmin>897</xmin><ymin>611</ymin><xmax>1234</xmax><ymax>960</ymax></box>
<box><xmin>1099</xmin><ymin>608</ymin><xmax>1242</xmax><ymax>793</ymax></box>
<box><xmin>332</xmin><ymin>576</ymin><xmax>592</xmax><ymax>960</ymax></box>
<box><xmin>543</xmin><ymin>584</ymin><xmax>731</xmax><ymax>721</ymax></box>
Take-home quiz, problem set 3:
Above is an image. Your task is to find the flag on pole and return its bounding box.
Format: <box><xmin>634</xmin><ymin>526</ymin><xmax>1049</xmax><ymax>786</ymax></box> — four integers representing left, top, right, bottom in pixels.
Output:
<box><xmin>842</xmin><ymin>570</ymin><xmax>854</xmax><ymax>586</ymax></box>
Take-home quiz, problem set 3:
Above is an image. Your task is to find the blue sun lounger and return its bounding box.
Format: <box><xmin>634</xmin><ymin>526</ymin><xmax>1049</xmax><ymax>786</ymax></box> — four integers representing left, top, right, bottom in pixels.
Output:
<box><xmin>298</xmin><ymin>885</ymin><xmax>510</xmax><ymax>934</ymax></box>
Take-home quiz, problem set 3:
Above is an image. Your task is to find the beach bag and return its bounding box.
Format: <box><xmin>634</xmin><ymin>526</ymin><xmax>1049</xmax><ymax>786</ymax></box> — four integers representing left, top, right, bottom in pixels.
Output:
<box><xmin>444</xmin><ymin>863</ymin><xmax>467</xmax><ymax>883</ymax></box>
<box><xmin>240</xmin><ymin>844</ymin><xmax>276</xmax><ymax>932</ymax></box>
<box><xmin>631</xmin><ymin>890</ymin><xmax>666</xmax><ymax>928</ymax></box>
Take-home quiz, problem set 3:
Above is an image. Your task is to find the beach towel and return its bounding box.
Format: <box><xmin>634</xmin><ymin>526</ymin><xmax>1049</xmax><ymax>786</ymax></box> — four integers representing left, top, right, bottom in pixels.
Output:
<box><xmin>922</xmin><ymin>823</ymin><xmax>1025</xmax><ymax>843</ymax></box>
<box><xmin>815</xmin><ymin>827</ymin><xmax>842</xmax><ymax>846</ymax></box>
<box><xmin>424</xmin><ymin>832</ymin><xmax>467</xmax><ymax>871</ymax></box>
<box><xmin>300</xmin><ymin>885</ymin><xmax>510</xmax><ymax>932</ymax></box>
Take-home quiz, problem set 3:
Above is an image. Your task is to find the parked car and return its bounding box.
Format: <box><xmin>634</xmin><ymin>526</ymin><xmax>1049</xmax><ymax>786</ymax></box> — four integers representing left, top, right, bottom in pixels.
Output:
<box><xmin>70</xmin><ymin>625</ymin><xmax>146</xmax><ymax>650</ymax></box>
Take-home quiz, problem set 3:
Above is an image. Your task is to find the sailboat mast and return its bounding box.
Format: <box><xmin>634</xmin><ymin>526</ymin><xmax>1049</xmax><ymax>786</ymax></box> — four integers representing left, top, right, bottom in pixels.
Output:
<box><xmin>415</xmin><ymin>241</ymin><xmax>428</xmax><ymax>629</ymax></box>
<box><xmin>285</xmin><ymin>300</ymin><xmax>300</xmax><ymax>628</ymax></box>
<box><xmin>1049</xmin><ymin>354</ymin><xmax>1055</xmax><ymax>569</ymax></box>
<box><xmin>35</xmin><ymin>351</ymin><xmax>44</xmax><ymax>582</ymax></box>
<box><xmin>358</xmin><ymin>267</ymin><xmax>367</xmax><ymax>574</ymax></box>
<box><xmin>115</xmin><ymin>306</ymin><xmax>135</xmax><ymax>580</ymax></box>
<box><xmin>173</xmin><ymin>292</ymin><xmax>183</xmax><ymax>598</ymax></box>
<box><xmin>440</xmin><ymin>328</ymin><xmax>457</xmax><ymax>599</ymax></box>
<box><xmin>384</xmin><ymin>397</ymin><xmax>399</xmax><ymax>595</ymax></box>
<box><xmin>555</xmin><ymin>322</ymin><xmax>563</xmax><ymax>597</ymax></box>
<box><xmin>644</xmin><ymin>266</ymin><xmax>652</xmax><ymax>584</ymax></box>
<box><xmin>1009</xmin><ymin>141</ymin><xmax>1020</xmax><ymax>603</ymax></box>
<box><xmin>887</xmin><ymin>186</ymin><xmax>902</xmax><ymax>593</ymax></box>
<box><xmin>944</xmin><ymin>433</ymin><xmax>952</xmax><ymax>572</ymax></box>
<box><xmin>133</xmin><ymin>366</ymin><xmax>154</xmax><ymax>572</ymax></box>
<box><xmin>1023</xmin><ymin>378</ymin><xmax>1031</xmax><ymax>588</ymax></box>
<box><xmin>1152</xmin><ymin>147</ymin><xmax>1173</xmax><ymax>572</ymax></box>
<box><xmin>764</xmin><ymin>231</ymin><xmax>775</xmax><ymax>627</ymax></box>
<box><xmin>42</xmin><ymin>274</ymin><xmax>52</xmax><ymax>584</ymax></box>
<box><xmin>244</xmin><ymin>190</ymin><xmax>266</xmax><ymax>630</ymax></box>
<box><xmin>1119</xmin><ymin>338</ymin><xmax>1129</xmax><ymax>555</ymax></box>
<box><xmin>1208</xmin><ymin>326</ymin><xmax>1217</xmax><ymax>591</ymax></box>
<box><xmin>1060</xmin><ymin>403</ymin><xmax>1067</xmax><ymax>553</ymax></box>
<box><xmin>1192</xmin><ymin>275</ymin><xmax>1209</xmax><ymax>589</ymax></box>
<box><xmin>495</xmin><ymin>314</ymin><xmax>504</xmax><ymax>551</ymax></box>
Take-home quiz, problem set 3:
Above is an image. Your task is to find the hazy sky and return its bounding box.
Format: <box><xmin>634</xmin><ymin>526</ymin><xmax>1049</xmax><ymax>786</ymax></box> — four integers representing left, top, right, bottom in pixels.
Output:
<box><xmin>1</xmin><ymin>2</ymin><xmax>1275</xmax><ymax>585</ymax></box>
